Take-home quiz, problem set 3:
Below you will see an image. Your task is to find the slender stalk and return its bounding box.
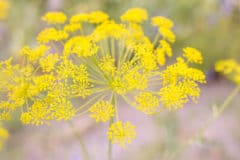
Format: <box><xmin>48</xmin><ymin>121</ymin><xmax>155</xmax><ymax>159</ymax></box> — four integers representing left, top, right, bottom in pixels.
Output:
<box><xmin>75</xmin><ymin>94</ymin><xmax>105</xmax><ymax>112</ymax></box>
<box><xmin>111</xmin><ymin>38</ymin><xmax>115</xmax><ymax>59</ymax></box>
<box><xmin>68</xmin><ymin>121</ymin><xmax>90</xmax><ymax>160</ymax></box>
<box><xmin>153</xmin><ymin>32</ymin><xmax>160</xmax><ymax>47</ymax></box>
<box><xmin>108</xmin><ymin>93</ymin><xmax>115</xmax><ymax>160</ymax></box>
<box><xmin>166</xmin><ymin>85</ymin><xmax>240</xmax><ymax>160</ymax></box>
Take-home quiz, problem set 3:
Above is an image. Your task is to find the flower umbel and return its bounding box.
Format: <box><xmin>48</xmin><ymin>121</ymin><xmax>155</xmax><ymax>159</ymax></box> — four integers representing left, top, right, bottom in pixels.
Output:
<box><xmin>0</xmin><ymin>8</ymin><xmax>206</xmax><ymax>149</ymax></box>
<box><xmin>108</xmin><ymin>121</ymin><xmax>136</xmax><ymax>147</ymax></box>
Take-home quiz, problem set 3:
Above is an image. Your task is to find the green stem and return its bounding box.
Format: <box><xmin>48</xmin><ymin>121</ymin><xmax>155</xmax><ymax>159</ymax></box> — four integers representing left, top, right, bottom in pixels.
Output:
<box><xmin>167</xmin><ymin>85</ymin><xmax>240</xmax><ymax>160</ymax></box>
<box><xmin>69</xmin><ymin>121</ymin><xmax>91</xmax><ymax>160</ymax></box>
<box><xmin>108</xmin><ymin>117</ymin><xmax>114</xmax><ymax>160</ymax></box>
<box><xmin>153</xmin><ymin>32</ymin><xmax>160</xmax><ymax>47</ymax></box>
<box><xmin>108</xmin><ymin>93</ymin><xmax>116</xmax><ymax>160</ymax></box>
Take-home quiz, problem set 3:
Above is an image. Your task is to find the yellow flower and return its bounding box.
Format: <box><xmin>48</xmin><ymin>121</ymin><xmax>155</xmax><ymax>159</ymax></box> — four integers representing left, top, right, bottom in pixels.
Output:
<box><xmin>159</xmin><ymin>27</ymin><xmax>176</xmax><ymax>43</ymax></box>
<box><xmin>32</xmin><ymin>74</ymin><xmax>55</xmax><ymax>91</ymax></box>
<box><xmin>160</xmin><ymin>40</ymin><xmax>172</xmax><ymax>57</ymax></box>
<box><xmin>156</xmin><ymin>48</ymin><xmax>165</xmax><ymax>66</ymax></box>
<box><xmin>88</xmin><ymin>11</ymin><xmax>109</xmax><ymax>23</ymax></box>
<box><xmin>69</xmin><ymin>64</ymin><xmax>92</xmax><ymax>98</ymax></box>
<box><xmin>155</xmin><ymin>40</ymin><xmax>172</xmax><ymax>66</ymax></box>
<box><xmin>42</xmin><ymin>12</ymin><xmax>67</xmax><ymax>24</ymax></box>
<box><xmin>183</xmin><ymin>47</ymin><xmax>203</xmax><ymax>64</ymax></box>
<box><xmin>70</xmin><ymin>13</ymin><xmax>89</xmax><ymax>23</ymax></box>
<box><xmin>64</xmin><ymin>23</ymin><xmax>82</xmax><ymax>33</ymax></box>
<box><xmin>40</xmin><ymin>54</ymin><xmax>59</xmax><ymax>72</ymax></box>
<box><xmin>215</xmin><ymin>59</ymin><xmax>240</xmax><ymax>85</ymax></box>
<box><xmin>159</xmin><ymin>58</ymin><xmax>206</xmax><ymax>109</ymax></box>
<box><xmin>123</xmin><ymin>67</ymin><xmax>148</xmax><ymax>91</ymax></box>
<box><xmin>20</xmin><ymin>45</ymin><xmax>49</xmax><ymax>62</ymax></box>
<box><xmin>151</xmin><ymin>16</ymin><xmax>174</xmax><ymax>29</ymax></box>
<box><xmin>91</xmin><ymin>20</ymin><xmax>126</xmax><ymax>41</ymax></box>
<box><xmin>21</xmin><ymin>98</ymin><xmax>75</xmax><ymax>125</ymax></box>
<box><xmin>89</xmin><ymin>101</ymin><xmax>115</xmax><ymax>122</ymax></box>
<box><xmin>64</xmin><ymin>36</ymin><xmax>98</xmax><ymax>57</ymax></box>
<box><xmin>215</xmin><ymin>59</ymin><xmax>237</xmax><ymax>75</ymax></box>
<box><xmin>37</xmin><ymin>28</ymin><xmax>68</xmax><ymax>44</ymax></box>
<box><xmin>108</xmin><ymin>121</ymin><xmax>136</xmax><ymax>147</ymax></box>
<box><xmin>135</xmin><ymin>42</ymin><xmax>157</xmax><ymax>71</ymax></box>
<box><xmin>159</xmin><ymin>84</ymin><xmax>188</xmax><ymax>110</ymax></box>
<box><xmin>110</xmin><ymin>77</ymin><xmax>128</xmax><ymax>95</ymax></box>
<box><xmin>70</xmin><ymin>11</ymin><xmax>109</xmax><ymax>24</ymax></box>
<box><xmin>121</xmin><ymin>8</ymin><xmax>148</xmax><ymax>23</ymax></box>
<box><xmin>20</xmin><ymin>100</ymin><xmax>52</xmax><ymax>125</ymax></box>
<box><xmin>134</xmin><ymin>92</ymin><xmax>159</xmax><ymax>114</ymax></box>
<box><xmin>99</xmin><ymin>55</ymin><xmax>116</xmax><ymax>76</ymax></box>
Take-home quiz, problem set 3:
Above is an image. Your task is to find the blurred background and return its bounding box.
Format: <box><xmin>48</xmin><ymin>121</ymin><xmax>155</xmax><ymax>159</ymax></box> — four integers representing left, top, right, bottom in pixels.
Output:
<box><xmin>0</xmin><ymin>0</ymin><xmax>240</xmax><ymax>159</ymax></box>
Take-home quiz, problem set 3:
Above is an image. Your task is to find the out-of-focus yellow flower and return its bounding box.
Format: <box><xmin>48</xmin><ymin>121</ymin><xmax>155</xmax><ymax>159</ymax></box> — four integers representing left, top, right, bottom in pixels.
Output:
<box><xmin>0</xmin><ymin>0</ymin><xmax>9</xmax><ymax>20</ymax></box>
<box><xmin>87</xmin><ymin>11</ymin><xmax>109</xmax><ymax>24</ymax></box>
<box><xmin>159</xmin><ymin>27</ymin><xmax>176</xmax><ymax>43</ymax></box>
<box><xmin>121</xmin><ymin>8</ymin><xmax>148</xmax><ymax>23</ymax></box>
<box><xmin>183</xmin><ymin>47</ymin><xmax>203</xmax><ymax>64</ymax></box>
<box><xmin>151</xmin><ymin>16</ymin><xmax>174</xmax><ymax>29</ymax></box>
<box><xmin>40</xmin><ymin>54</ymin><xmax>59</xmax><ymax>72</ymax></box>
<box><xmin>70</xmin><ymin>11</ymin><xmax>108</xmax><ymax>24</ymax></box>
<box><xmin>108</xmin><ymin>121</ymin><xmax>136</xmax><ymax>147</ymax></box>
<box><xmin>20</xmin><ymin>45</ymin><xmax>49</xmax><ymax>62</ymax></box>
<box><xmin>37</xmin><ymin>28</ymin><xmax>68</xmax><ymax>44</ymax></box>
<box><xmin>215</xmin><ymin>59</ymin><xmax>237</xmax><ymax>75</ymax></box>
<box><xmin>42</xmin><ymin>12</ymin><xmax>67</xmax><ymax>24</ymax></box>
<box><xmin>155</xmin><ymin>40</ymin><xmax>173</xmax><ymax>66</ymax></box>
<box><xmin>64</xmin><ymin>36</ymin><xmax>98</xmax><ymax>57</ymax></box>
<box><xmin>64</xmin><ymin>23</ymin><xmax>82</xmax><ymax>33</ymax></box>
<box><xmin>215</xmin><ymin>59</ymin><xmax>240</xmax><ymax>85</ymax></box>
<box><xmin>91</xmin><ymin>20</ymin><xmax>126</xmax><ymax>41</ymax></box>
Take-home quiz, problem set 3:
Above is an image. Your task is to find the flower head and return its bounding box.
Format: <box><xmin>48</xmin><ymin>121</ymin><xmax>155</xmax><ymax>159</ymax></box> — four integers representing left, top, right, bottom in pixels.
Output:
<box><xmin>108</xmin><ymin>121</ymin><xmax>136</xmax><ymax>147</ymax></box>
<box><xmin>183</xmin><ymin>47</ymin><xmax>203</xmax><ymax>64</ymax></box>
<box><xmin>42</xmin><ymin>12</ymin><xmax>67</xmax><ymax>24</ymax></box>
<box><xmin>121</xmin><ymin>8</ymin><xmax>148</xmax><ymax>23</ymax></box>
<box><xmin>89</xmin><ymin>101</ymin><xmax>115</xmax><ymax>122</ymax></box>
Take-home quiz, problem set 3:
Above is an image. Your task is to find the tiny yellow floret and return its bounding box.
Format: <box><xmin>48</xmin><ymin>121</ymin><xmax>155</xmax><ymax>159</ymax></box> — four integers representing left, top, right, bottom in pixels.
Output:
<box><xmin>89</xmin><ymin>101</ymin><xmax>115</xmax><ymax>122</ymax></box>
<box><xmin>183</xmin><ymin>47</ymin><xmax>203</xmax><ymax>64</ymax></box>
<box><xmin>108</xmin><ymin>121</ymin><xmax>136</xmax><ymax>147</ymax></box>
<box><xmin>42</xmin><ymin>12</ymin><xmax>67</xmax><ymax>24</ymax></box>
<box><xmin>121</xmin><ymin>8</ymin><xmax>148</xmax><ymax>23</ymax></box>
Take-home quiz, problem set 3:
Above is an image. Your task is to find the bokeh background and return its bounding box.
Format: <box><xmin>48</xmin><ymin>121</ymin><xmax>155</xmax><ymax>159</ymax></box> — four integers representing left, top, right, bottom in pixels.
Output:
<box><xmin>0</xmin><ymin>0</ymin><xmax>240</xmax><ymax>159</ymax></box>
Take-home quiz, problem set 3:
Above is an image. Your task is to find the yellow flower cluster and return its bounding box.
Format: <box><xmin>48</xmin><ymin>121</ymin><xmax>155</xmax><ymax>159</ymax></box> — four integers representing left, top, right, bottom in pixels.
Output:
<box><xmin>120</xmin><ymin>8</ymin><xmax>148</xmax><ymax>23</ymax></box>
<box><xmin>108</xmin><ymin>121</ymin><xmax>136</xmax><ymax>148</ymax></box>
<box><xmin>0</xmin><ymin>8</ymin><xmax>206</xmax><ymax>148</ymax></box>
<box><xmin>89</xmin><ymin>101</ymin><xmax>114</xmax><ymax>122</ymax></box>
<box><xmin>183</xmin><ymin>47</ymin><xmax>203</xmax><ymax>64</ymax></box>
<box><xmin>42</xmin><ymin>12</ymin><xmax>67</xmax><ymax>24</ymax></box>
<box><xmin>152</xmin><ymin>16</ymin><xmax>175</xmax><ymax>43</ymax></box>
<box><xmin>215</xmin><ymin>59</ymin><xmax>240</xmax><ymax>84</ymax></box>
